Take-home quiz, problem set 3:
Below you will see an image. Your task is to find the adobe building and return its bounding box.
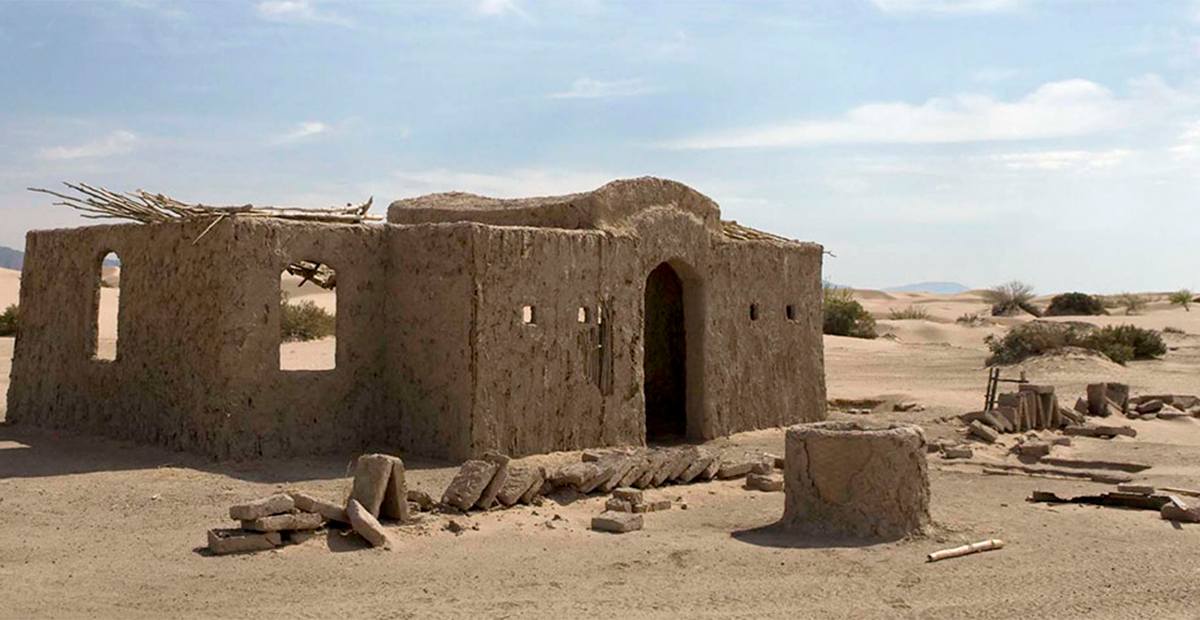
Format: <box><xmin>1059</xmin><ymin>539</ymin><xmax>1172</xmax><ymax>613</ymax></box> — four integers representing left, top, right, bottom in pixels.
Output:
<box><xmin>7</xmin><ymin>177</ymin><xmax>826</xmax><ymax>461</ymax></box>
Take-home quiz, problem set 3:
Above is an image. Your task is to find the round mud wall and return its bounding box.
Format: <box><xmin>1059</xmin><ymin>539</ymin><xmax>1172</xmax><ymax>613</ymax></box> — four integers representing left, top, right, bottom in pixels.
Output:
<box><xmin>783</xmin><ymin>421</ymin><xmax>929</xmax><ymax>540</ymax></box>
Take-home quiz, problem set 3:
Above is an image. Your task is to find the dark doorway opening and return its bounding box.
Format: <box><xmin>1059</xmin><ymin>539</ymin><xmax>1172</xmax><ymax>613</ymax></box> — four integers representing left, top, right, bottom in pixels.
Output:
<box><xmin>644</xmin><ymin>262</ymin><xmax>687</xmax><ymax>442</ymax></box>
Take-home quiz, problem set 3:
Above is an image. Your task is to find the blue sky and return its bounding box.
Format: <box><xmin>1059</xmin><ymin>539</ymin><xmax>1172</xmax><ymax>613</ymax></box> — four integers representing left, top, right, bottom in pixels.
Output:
<box><xmin>2</xmin><ymin>0</ymin><xmax>1198</xmax><ymax>293</ymax></box>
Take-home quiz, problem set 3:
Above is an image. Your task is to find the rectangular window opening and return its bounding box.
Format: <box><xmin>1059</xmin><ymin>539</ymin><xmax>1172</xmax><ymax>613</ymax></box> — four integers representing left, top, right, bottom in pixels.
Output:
<box><xmin>750</xmin><ymin>303</ymin><xmax>759</xmax><ymax>321</ymax></box>
<box><xmin>578</xmin><ymin>306</ymin><xmax>591</xmax><ymax>324</ymax></box>
<box><xmin>786</xmin><ymin>304</ymin><xmax>796</xmax><ymax>321</ymax></box>
<box><xmin>93</xmin><ymin>251</ymin><xmax>120</xmax><ymax>361</ymax></box>
<box><xmin>280</xmin><ymin>261</ymin><xmax>337</xmax><ymax>371</ymax></box>
<box><xmin>523</xmin><ymin>304</ymin><xmax>537</xmax><ymax>325</ymax></box>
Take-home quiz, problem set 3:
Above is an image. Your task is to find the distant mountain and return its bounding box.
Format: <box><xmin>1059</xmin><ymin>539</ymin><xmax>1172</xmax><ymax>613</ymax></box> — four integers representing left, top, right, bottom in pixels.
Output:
<box><xmin>885</xmin><ymin>281</ymin><xmax>970</xmax><ymax>294</ymax></box>
<box><xmin>0</xmin><ymin>246</ymin><xmax>22</xmax><ymax>271</ymax></box>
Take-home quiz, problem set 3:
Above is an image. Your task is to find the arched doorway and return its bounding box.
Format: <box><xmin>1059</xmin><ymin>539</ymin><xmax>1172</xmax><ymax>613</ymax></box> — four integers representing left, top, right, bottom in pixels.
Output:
<box><xmin>643</xmin><ymin>262</ymin><xmax>687</xmax><ymax>442</ymax></box>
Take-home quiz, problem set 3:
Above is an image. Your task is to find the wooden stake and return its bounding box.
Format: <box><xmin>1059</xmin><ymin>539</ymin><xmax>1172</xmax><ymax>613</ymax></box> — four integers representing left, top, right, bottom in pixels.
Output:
<box><xmin>927</xmin><ymin>539</ymin><xmax>1004</xmax><ymax>563</ymax></box>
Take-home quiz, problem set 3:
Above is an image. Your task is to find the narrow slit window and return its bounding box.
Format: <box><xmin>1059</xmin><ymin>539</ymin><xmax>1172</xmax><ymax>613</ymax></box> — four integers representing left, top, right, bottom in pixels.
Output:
<box><xmin>523</xmin><ymin>305</ymin><xmax>537</xmax><ymax>325</ymax></box>
<box><xmin>94</xmin><ymin>251</ymin><xmax>120</xmax><ymax>361</ymax></box>
<box><xmin>279</xmin><ymin>261</ymin><xmax>337</xmax><ymax>371</ymax></box>
<box><xmin>578</xmin><ymin>306</ymin><xmax>591</xmax><ymax>324</ymax></box>
<box><xmin>786</xmin><ymin>305</ymin><xmax>796</xmax><ymax>321</ymax></box>
<box><xmin>750</xmin><ymin>303</ymin><xmax>759</xmax><ymax>321</ymax></box>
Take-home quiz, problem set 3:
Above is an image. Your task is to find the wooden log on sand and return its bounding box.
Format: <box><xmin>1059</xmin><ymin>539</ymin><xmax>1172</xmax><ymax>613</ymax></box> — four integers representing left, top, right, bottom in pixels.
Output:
<box><xmin>927</xmin><ymin>539</ymin><xmax>1004</xmax><ymax>563</ymax></box>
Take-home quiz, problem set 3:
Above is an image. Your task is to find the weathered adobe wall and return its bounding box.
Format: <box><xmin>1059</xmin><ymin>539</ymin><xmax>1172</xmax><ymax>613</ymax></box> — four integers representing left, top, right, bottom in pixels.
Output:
<box><xmin>385</xmin><ymin>223</ymin><xmax>476</xmax><ymax>460</ymax></box>
<box><xmin>211</xmin><ymin>219</ymin><xmax>388</xmax><ymax>459</ymax></box>
<box><xmin>464</xmin><ymin>207</ymin><xmax>826</xmax><ymax>458</ymax></box>
<box><xmin>8</xmin><ymin>221</ymin><xmax>235</xmax><ymax>451</ymax></box>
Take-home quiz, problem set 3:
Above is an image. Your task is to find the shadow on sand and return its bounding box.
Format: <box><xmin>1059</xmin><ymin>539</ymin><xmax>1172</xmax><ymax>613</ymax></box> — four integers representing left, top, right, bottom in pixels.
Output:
<box><xmin>731</xmin><ymin>520</ymin><xmax>898</xmax><ymax>549</ymax></box>
<box><xmin>0</xmin><ymin>422</ymin><xmax>457</xmax><ymax>483</ymax></box>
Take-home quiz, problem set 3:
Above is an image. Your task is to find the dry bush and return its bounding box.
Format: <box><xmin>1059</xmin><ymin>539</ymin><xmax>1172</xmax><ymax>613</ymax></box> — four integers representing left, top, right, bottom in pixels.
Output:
<box><xmin>1169</xmin><ymin>289</ymin><xmax>1193</xmax><ymax>312</ymax></box>
<box><xmin>281</xmin><ymin>299</ymin><xmax>335</xmax><ymax>342</ymax></box>
<box><xmin>956</xmin><ymin>312</ymin><xmax>989</xmax><ymax>327</ymax></box>
<box><xmin>1117</xmin><ymin>293</ymin><xmax>1148</xmax><ymax>315</ymax></box>
<box><xmin>984</xmin><ymin>280</ymin><xmax>1040</xmax><ymax>317</ymax></box>
<box><xmin>888</xmin><ymin>305</ymin><xmax>930</xmax><ymax>320</ymax></box>
<box><xmin>1045</xmin><ymin>292</ymin><xmax>1107</xmax><ymax>316</ymax></box>
<box><xmin>986</xmin><ymin>321</ymin><xmax>1165</xmax><ymax>366</ymax></box>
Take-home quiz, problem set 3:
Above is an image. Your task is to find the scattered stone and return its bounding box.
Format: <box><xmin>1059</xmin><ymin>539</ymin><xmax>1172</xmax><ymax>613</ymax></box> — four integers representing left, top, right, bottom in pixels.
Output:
<box><xmin>1017</xmin><ymin>441</ymin><xmax>1051</xmax><ymax>457</ymax></box>
<box><xmin>676</xmin><ymin>451</ymin><xmax>715</xmax><ymax>484</ymax></box>
<box><xmin>941</xmin><ymin>445</ymin><xmax>972</xmax><ymax>459</ymax></box>
<box><xmin>597</xmin><ymin>456</ymin><xmax>638</xmax><ymax>494</ymax></box>
<box><xmin>350</xmin><ymin>454</ymin><xmax>396</xmax><ymax>518</ymax></box>
<box><xmin>442</xmin><ymin>460</ymin><xmax>498</xmax><ymax>511</ymax></box>
<box><xmin>667</xmin><ymin>448</ymin><xmax>697</xmax><ymax>481</ymax></box>
<box><xmin>700</xmin><ymin>456</ymin><xmax>722</xmax><ymax>481</ymax></box>
<box><xmin>717</xmin><ymin>459</ymin><xmax>755</xmax><ymax>479</ymax></box>
<box><xmin>646</xmin><ymin>499</ymin><xmax>672</xmax><ymax>511</ymax></box>
<box><xmin>288</xmin><ymin>491</ymin><xmax>348</xmax><ymax>523</ymax></box>
<box><xmin>1051</xmin><ymin>436</ymin><xmax>1072</xmax><ymax>447</ymax></box>
<box><xmin>207</xmin><ymin>529</ymin><xmax>281</xmax><ymax>555</ymax></box>
<box><xmin>496</xmin><ymin>466</ymin><xmax>540</xmax><ymax>506</ymax></box>
<box><xmin>751</xmin><ymin>460</ymin><xmax>773</xmax><ymax>475</ymax></box>
<box><xmin>1137</xmin><ymin>399</ymin><xmax>1164</xmax><ymax>414</ymax></box>
<box><xmin>407</xmin><ymin>489</ymin><xmax>436</xmax><ymax>512</ymax></box>
<box><xmin>242</xmin><ymin>511</ymin><xmax>323</xmax><ymax>533</ymax></box>
<box><xmin>1161</xmin><ymin>504</ymin><xmax>1200</xmax><ymax>523</ymax></box>
<box><xmin>519</xmin><ymin>468</ymin><xmax>547</xmax><ymax>504</ymax></box>
<box><xmin>346</xmin><ymin>499</ymin><xmax>392</xmax><ymax>549</ymax></box>
<box><xmin>745</xmin><ymin>472</ymin><xmax>784</xmax><ymax>492</ymax></box>
<box><xmin>379</xmin><ymin>455</ymin><xmax>409</xmax><ymax>521</ymax></box>
<box><xmin>552</xmin><ymin>462</ymin><xmax>602</xmax><ymax>490</ymax></box>
<box><xmin>968</xmin><ymin>420</ymin><xmax>999</xmax><ymax>443</ymax></box>
<box><xmin>651</xmin><ymin>449</ymin><xmax>683</xmax><ymax>487</ymax></box>
<box><xmin>229</xmin><ymin>494</ymin><xmax>294</xmax><ymax>521</ymax></box>
<box><xmin>605</xmin><ymin>498</ymin><xmax>633</xmax><ymax>513</ymax></box>
<box><xmin>444</xmin><ymin>519</ymin><xmax>468</xmax><ymax>534</ymax></box>
<box><xmin>612</xmin><ymin>487</ymin><xmax>644</xmax><ymax>505</ymax></box>
<box><xmin>590</xmin><ymin>511</ymin><xmax>643</xmax><ymax>533</ymax></box>
<box><xmin>1063</xmin><ymin>424</ymin><xmax>1137</xmax><ymax>439</ymax></box>
<box><xmin>1117</xmin><ymin>484</ymin><xmax>1155</xmax><ymax>495</ymax></box>
<box><xmin>474</xmin><ymin>451</ymin><xmax>511</xmax><ymax>510</ymax></box>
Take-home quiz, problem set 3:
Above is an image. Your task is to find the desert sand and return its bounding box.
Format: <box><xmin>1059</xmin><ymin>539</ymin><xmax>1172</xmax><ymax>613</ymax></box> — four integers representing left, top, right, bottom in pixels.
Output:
<box><xmin>3</xmin><ymin>280</ymin><xmax>1200</xmax><ymax>618</ymax></box>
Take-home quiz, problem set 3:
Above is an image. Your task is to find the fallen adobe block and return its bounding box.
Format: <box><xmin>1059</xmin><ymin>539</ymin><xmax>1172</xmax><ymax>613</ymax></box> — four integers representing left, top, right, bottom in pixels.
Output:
<box><xmin>1063</xmin><ymin>424</ymin><xmax>1137</xmax><ymax>439</ymax></box>
<box><xmin>1017</xmin><ymin>441</ymin><xmax>1051</xmax><ymax>457</ymax></box>
<box><xmin>442</xmin><ymin>460</ymin><xmax>498</xmax><ymax>511</ymax></box>
<box><xmin>552</xmin><ymin>462</ymin><xmax>602</xmax><ymax>490</ymax></box>
<box><xmin>381</xmin><ymin>455</ymin><xmax>409</xmax><ymax>521</ymax></box>
<box><xmin>207</xmin><ymin>529</ymin><xmax>282</xmax><ymax>555</ymax></box>
<box><xmin>1161</xmin><ymin>504</ymin><xmax>1200</xmax><ymax>523</ymax></box>
<box><xmin>784</xmin><ymin>422</ymin><xmax>929</xmax><ymax>540</ymax></box>
<box><xmin>229</xmin><ymin>494</ymin><xmax>294</xmax><ymax>521</ymax></box>
<box><xmin>289</xmin><ymin>491</ymin><xmax>348</xmax><ymax>523</ymax></box>
<box><xmin>1117</xmin><ymin>484</ymin><xmax>1155</xmax><ymax>495</ymax></box>
<box><xmin>597</xmin><ymin>456</ymin><xmax>638</xmax><ymax>494</ymax></box>
<box><xmin>605</xmin><ymin>498</ymin><xmax>634</xmax><ymax>513</ymax></box>
<box><xmin>591</xmin><ymin>511</ymin><xmax>643</xmax><ymax>533</ymax></box>
<box><xmin>612</xmin><ymin>487</ymin><xmax>644</xmax><ymax>505</ymax></box>
<box><xmin>518</xmin><ymin>468</ymin><xmax>546</xmax><ymax>504</ymax></box>
<box><xmin>407</xmin><ymin>489</ymin><xmax>436</xmax><ymax>512</ymax></box>
<box><xmin>677</xmin><ymin>451</ymin><xmax>715</xmax><ymax>484</ymax></box>
<box><xmin>242</xmin><ymin>512</ymin><xmax>323</xmax><ymax>533</ymax></box>
<box><xmin>475</xmin><ymin>451</ymin><xmax>511</xmax><ymax>510</ymax></box>
<box><xmin>350</xmin><ymin>454</ymin><xmax>396</xmax><ymax>517</ymax></box>
<box><xmin>651</xmin><ymin>449</ymin><xmax>683</xmax><ymax>487</ymax></box>
<box><xmin>968</xmin><ymin>420</ymin><xmax>999</xmax><ymax>443</ymax></box>
<box><xmin>941</xmin><ymin>445</ymin><xmax>972</xmax><ymax>459</ymax></box>
<box><xmin>700</xmin><ymin>457</ymin><xmax>721</xmax><ymax>481</ymax></box>
<box><xmin>347</xmin><ymin>499</ymin><xmax>392</xmax><ymax>548</ymax></box>
<box><xmin>745</xmin><ymin>472</ymin><xmax>783</xmax><ymax>492</ymax></box>
<box><xmin>496</xmin><ymin>466</ymin><xmax>541</xmax><ymax>506</ymax></box>
<box><xmin>1137</xmin><ymin>399</ymin><xmax>1164</xmax><ymax>414</ymax></box>
<box><xmin>717</xmin><ymin>459</ymin><xmax>755</xmax><ymax>479</ymax></box>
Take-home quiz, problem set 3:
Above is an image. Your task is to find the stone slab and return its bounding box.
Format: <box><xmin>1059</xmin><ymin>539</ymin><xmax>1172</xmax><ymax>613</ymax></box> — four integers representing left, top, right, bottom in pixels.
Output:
<box><xmin>442</xmin><ymin>460</ymin><xmax>498</xmax><ymax>511</ymax></box>
<box><xmin>229</xmin><ymin>494</ymin><xmax>294</xmax><ymax>521</ymax></box>
<box><xmin>347</xmin><ymin>499</ymin><xmax>392</xmax><ymax>548</ymax></box>
<box><xmin>207</xmin><ymin>529</ymin><xmax>281</xmax><ymax>555</ymax></box>
<box><xmin>591</xmin><ymin>511</ymin><xmax>644</xmax><ymax>533</ymax></box>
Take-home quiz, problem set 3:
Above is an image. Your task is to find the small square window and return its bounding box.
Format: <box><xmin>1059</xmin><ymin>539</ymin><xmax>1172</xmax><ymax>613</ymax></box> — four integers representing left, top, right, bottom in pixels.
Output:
<box><xmin>786</xmin><ymin>305</ymin><xmax>796</xmax><ymax>321</ymax></box>
<box><xmin>750</xmin><ymin>304</ymin><xmax>759</xmax><ymax>321</ymax></box>
<box><xmin>523</xmin><ymin>305</ymin><xmax>537</xmax><ymax>325</ymax></box>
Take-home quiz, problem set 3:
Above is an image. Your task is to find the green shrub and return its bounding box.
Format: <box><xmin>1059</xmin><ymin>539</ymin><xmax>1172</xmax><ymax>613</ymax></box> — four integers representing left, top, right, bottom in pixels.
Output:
<box><xmin>1045</xmin><ymin>292</ymin><xmax>1107</xmax><ymax>316</ymax></box>
<box><xmin>984</xmin><ymin>280</ymin><xmax>1039</xmax><ymax>317</ymax></box>
<box><xmin>888</xmin><ymin>305</ymin><xmax>930</xmax><ymax>320</ymax></box>
<box><xmin>985</xmin><ymin>321</ymin><xmax>1164</xmax><ymax>365</ymax></box>
<box><xmin>0</xmin><ymin>304</ymin><xmax>16</xmax><ymax>337</ymax></box>
<box><xmin>823</xmin><ymin>285</ymin><xmax>876</xmax><ymax>339</ymax></box>
<box><xmin>1169</xmin><ymin>289</ymin><xmax>1193</xmax><ymax>312</ymax></box>
<box><xmin>1084</xmin><ymin>325</ymin><xmax>1166</xmax><ymax>363</ymax></box>
<box><xmin>281</xmin><ymin>299</ymin><xmax>335</xmax><ymax>342</ymax></box>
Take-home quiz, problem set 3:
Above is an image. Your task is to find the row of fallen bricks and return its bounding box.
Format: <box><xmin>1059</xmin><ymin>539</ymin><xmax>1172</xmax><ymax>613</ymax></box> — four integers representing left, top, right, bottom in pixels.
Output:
<box><xmin>208</xmin><ymin>446</ymin><xmax>786</xmax><ymax>554</ymax></box>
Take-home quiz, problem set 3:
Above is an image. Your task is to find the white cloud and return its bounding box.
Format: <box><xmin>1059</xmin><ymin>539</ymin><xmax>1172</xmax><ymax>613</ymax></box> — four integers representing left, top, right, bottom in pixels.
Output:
<box><xmin>549</xmin><ymin>78</ymin><xmax>653</xmax><ymax>100</ymax></box>
<box><xmin>1170</xmin><ymin>119</ymin><xmax>1200</xmax><ymax>157</ymax></box>
<box><xmin>37</xmin><ymin>130</ymin><xmax>138</xmax><ymax>160</ymax></box>
<box><xmin>989</xmin><ymin>149</ymin><xmax>1135</xmax><ymax>171</ymax></box>
<box><xmin>390</xmin><ymin>168</ymin><xmax>625</xmax><ymax>198</ymax></box>
<box><xmin>273</xmin><ymin>121</ymin><xmax>329</xmax><ymax>145</ymax></box>
<box><xmin>662</xmin><ymin>76</ymin><xmax>1191</xmax><ymax>149</ymax></box>
<box><xmin>872</xmin><ymin>0</ymin><xmax>1025</xmax><ymax>13</ymax></box>
<box><xmin>255</xmin><ymin>1</ymin><xmax>353</xmax><ymax>27</ymax></box>
<box><xmin>477</xmin><ymin>0</ymin><xmax>529</xmax><ymax>18</ymax></box>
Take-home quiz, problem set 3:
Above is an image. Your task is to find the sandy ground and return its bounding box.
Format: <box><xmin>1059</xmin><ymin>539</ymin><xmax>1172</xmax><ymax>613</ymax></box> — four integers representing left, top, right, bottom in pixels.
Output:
<box><xmin>3</xmin><ymin>279</ymin><xmax>1200</xmax><ymax>618</ymax></box>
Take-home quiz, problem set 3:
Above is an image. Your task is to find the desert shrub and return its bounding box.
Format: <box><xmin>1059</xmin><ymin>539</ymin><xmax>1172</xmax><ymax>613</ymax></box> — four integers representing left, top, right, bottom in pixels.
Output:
<box><xmin>1117</xmin><ymin>293</ymin><xmax>1147</xmax><ymax>315</ymax></box>
<box><xmin>281</xmin><ymin>299</ymin><xmax>335</xmax><ymax>342</ymax></box>
<box><xmin>1169</xmin><ymin>289</ymin><xmax>1193</xmax><ymax>312</ymax></box>
<box><xmin>986</xmin><ymin>321</ymin><xmax>1164</xmax><ymax>365</ymax></box>
<box><xmin>956</xmin><ymin>312</ymin><xmax>989</xmax><ymax>327</ymax></box>
<box><xmin>0</xmin><ymin>304</ymin><xmax>16</xmax><ymax>337</ymax></box>
<box><xmin>1164</xmin><ymin>326</ymin><xmax>1185</xmax><ymax>335</ymax></box>
<box><xmin>984</xmin><ymin>280</ymin><xmax>1040</xmax><ymax>317</ymax></box>
<box><xmin>1045</xmin><ymin>292</ymin><xmax>1107</xmax><ymax>316</ymax></box>
<box><xmin>888</xmin><ymin>305</ymin><xmax>930</xmax><ymax>320</ymax></box>
<box><xmin>823</xmin><ymin>285</ymin><xmax>876</xmax><ymax>339</ymax></box>
<box><xmin>1083</xmin><ymin>325</ymin><xmax>1166</xmax><ymax>363</ymax></box>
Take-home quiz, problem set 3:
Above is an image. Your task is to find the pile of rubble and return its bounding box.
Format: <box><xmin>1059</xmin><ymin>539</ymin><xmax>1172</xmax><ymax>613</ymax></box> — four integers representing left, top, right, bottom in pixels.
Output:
<box><xmin>960</xmin><ymin>383</ymin><xmax>1137</xmax><ymax>445</ymax></box>
<box><xmin>440</xmin><ymin>445</ymin><xmax>785</xmax><ymax>517</ymax></box>
<box><xmin>206</xmin><ymin>453</ymin><xmax>411</xmax><ymax>555</ymax></box>
<box><xmin>1084</xmin><ymin>383</ymin><xmax>1200</xmax><ymax>420</ymax></box>
<box><xmin>1030</xmin><ymin>483</ymin><xmax>1200</xmax><ymax>523</ymax></box>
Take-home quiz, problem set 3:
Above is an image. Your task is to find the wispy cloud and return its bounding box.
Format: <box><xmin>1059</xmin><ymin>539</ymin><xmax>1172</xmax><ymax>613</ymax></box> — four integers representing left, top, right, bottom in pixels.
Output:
<box><xmin>872</xmin><ymin>0</ymin><xmax>1026</xmax><ymax>13</ymax></box>
<box><xmin>273</xmin><ymin>121</ymin><xmax>329</xmax><ymax>145</ymax></box>
<box><xmin>1169</xmin><ymin>119</ymin><xmax>1200</xmax><ymax>157</ymax></box>
<box><xmin>990</xmin><ymin>149</ymin><xmax>1135</xmax><ymax>171</ymax></box>
<box><xmin>391</xmin><ymin>168</ymin><xmax>624</xmax><ymax>198</ymax></box>
<box><xmin>255</xmin><ymin>1</ymin><xmax>353</xmax><ymax>27</ymax></box>
<box><xmin>37</xmin><ymin>130</ymin><xmax>138</xmax><ymax>160</ymax></box>
<box><xmin>661</xmin><ymin>76</ymin><xmax>1192</xmax><ymax>149</ymax></box>
<box><xmin>477</xmin><ymin>0</ymin><xmax>529</xmax><ymax>18</ymax></box>
<box><xmin>548</xmin><ymin>78</ymin><xmax>653</xmax><ymax>100</ymax></box>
